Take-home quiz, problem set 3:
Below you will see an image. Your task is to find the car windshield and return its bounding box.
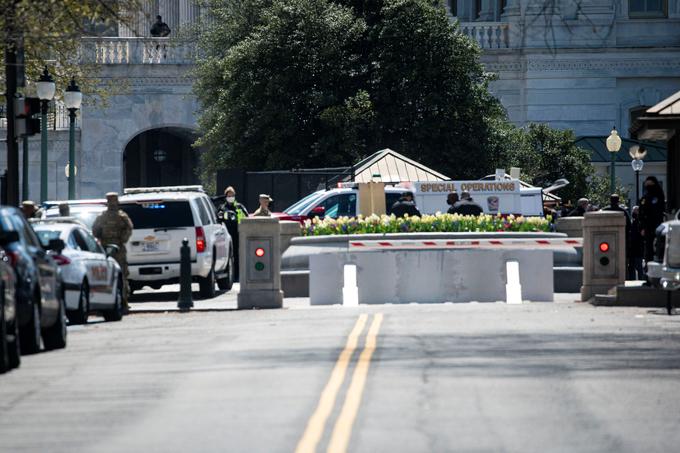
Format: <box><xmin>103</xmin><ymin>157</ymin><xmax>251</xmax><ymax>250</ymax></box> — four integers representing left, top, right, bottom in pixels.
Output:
<box><xmin>33</xmin><ymin>229</ymin><xmax>62</xmax><ymax>248</ymax></box>
<box><xmin>120</xmin><ymin>201</ymin><xmax>194</xmax><ymax>229</ymax></box>
<box><xmin>285</xmin><ymin>191</ymin><xmax>325</xmax><ymax>215</ymax></box>
<box><xmin>45</xmin><ymin>206</ymin><xmax>105</xmax><ymax>230</ymax></box>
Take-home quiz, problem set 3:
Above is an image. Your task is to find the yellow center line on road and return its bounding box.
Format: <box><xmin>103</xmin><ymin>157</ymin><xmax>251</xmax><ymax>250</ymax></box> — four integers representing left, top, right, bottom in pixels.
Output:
<box><xmin>327</xmin><ymin>313</ymin><xmax>384</xmax><ymax>453</ymax></box>
<box><xmin>295</xmin><ymin>314</ymin><xmax>369</xmax><ymax>453</ymax></box>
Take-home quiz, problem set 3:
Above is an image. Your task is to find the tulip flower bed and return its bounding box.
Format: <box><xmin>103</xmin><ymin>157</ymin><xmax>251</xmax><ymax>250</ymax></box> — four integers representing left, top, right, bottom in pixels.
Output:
<box><xmin>302</xmin><ymin>213</ymin><xmax>551</xmax><ymax>236</ymax></box>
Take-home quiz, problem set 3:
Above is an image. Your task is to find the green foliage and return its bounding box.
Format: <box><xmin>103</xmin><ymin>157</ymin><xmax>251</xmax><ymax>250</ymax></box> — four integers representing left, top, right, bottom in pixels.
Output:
<box><xmin>302</xmin><ymin>213</ymin><xmax>551</xmax><ymax>236</ymax></box>
<box><xmin>0</xmin><ymin>0</ymin><xmax>142</xmax><ymax>104</ymax></box>
<box><xmin>492</xmin><ymin>123</ymin><xmax>594</xmax><ymax>205</ymax></box>
<box><xmin>586</xmin><ymin>174</ymin><xmax>630</xmax><ymax>208</ymax></box>
<box><xmin>194</xmin><ymin>0</ymin><xmax>504</xmax><ymax>180</ymax></box>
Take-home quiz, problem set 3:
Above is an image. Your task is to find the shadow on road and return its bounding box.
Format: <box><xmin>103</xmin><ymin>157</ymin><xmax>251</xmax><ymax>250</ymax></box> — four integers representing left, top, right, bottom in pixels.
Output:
<box><xmin>129</xmin><ymin>289</ymin><xmax>229</xmax><ymax>303</ymax></box>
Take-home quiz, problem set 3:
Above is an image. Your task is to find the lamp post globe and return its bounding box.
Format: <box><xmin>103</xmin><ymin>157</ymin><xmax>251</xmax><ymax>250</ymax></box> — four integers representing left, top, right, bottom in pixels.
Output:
<box><xmin>606</xmin><ymin>127</ymin><xmax>622</xmax><ymax>194</ymax></box>
<box><xmin>65</xmin><ymin>79</ymin><xmax>82</xmax><ymax>200</ymax></box>
<box><xmin>36</xmin><ymin>67</ymin><xmax>56</xmax><ymax>202</ymax></box>
<box><xmin>629</xmin><ymin>145</ymin><xmax>646</xmax><ymax>204</ymax></box>
<box><xmin>36</xmin><ymin>67</ymin><xmax>56</xmax><ymax>101</ymax></box>
<box><xmin>64</xmin><ymin>79</ymin><xmax>82</xmax><ymax>110</ymax></box>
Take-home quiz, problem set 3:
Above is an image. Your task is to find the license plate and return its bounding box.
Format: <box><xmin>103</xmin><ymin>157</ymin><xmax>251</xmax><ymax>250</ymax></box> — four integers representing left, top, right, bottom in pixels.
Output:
<box><xmin>142</xmin><ymin>241</ymin><xmax>160</xmax><ymax>252</ymax></box>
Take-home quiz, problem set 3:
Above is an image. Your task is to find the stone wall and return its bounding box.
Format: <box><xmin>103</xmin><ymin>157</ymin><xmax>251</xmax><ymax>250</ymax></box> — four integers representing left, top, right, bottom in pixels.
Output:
<box><xmin>0</xmin><ymin>130</ymin><xmax>81</xmax><ymax>202</ymax></box>
<box><xmin>79</xmin><ymin>64</ymin><xmax>197</xmax><ymax>197</ymax></box>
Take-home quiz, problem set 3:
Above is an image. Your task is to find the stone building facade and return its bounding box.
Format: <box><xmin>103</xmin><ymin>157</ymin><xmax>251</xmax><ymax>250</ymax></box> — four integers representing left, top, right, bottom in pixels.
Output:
<box><xmin>6</xmin><ymin>0</ymin><xmax>680</xmax><ymax>201</ymax></box>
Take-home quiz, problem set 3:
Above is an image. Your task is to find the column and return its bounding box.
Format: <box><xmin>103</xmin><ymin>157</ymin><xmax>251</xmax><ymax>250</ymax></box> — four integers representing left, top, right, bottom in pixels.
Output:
<box><xmin>502</xmin><ymin>0</ymin><xmax>521</xmax><ymax>17</ymax></box>
<box><xmin>478</xmin><ymin>0</ymin><xmax>495</xmax><ymax>21</ymax></box>
<box><xmin>119</xmin><ymin>0</ymin><xmax>158</xmax><ymax>37</ymax></box>
<box><xmin>179</xmin><ymin>0</ymin><xmax>200</xmax><ymax>33</ymax></box>
<box><xmin>160</xmin><ymin>0</ymin><xmax>180</xmax><ymax>35</ymax></box>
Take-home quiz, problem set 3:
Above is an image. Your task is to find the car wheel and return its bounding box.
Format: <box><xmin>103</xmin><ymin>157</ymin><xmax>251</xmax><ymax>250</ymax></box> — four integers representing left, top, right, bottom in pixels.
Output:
<box><xmin>199</xmin><ymin>262</ymin><xmax>216</xmax><ymax>299</ymax></box>
<box><xmin>0</xmin><ymin>291</ymin><xmax>8</xmax><ymax>372</ymax></box>
<box><xmin>42</xmin><ymin>292</ymin><xmax>67</xmax><ymax>350</ymax></box>
<box><xmin>103</xmin><ymin>278</ymin><xmax>123</xmax><ymax>322</ymax></box>
<box><xmin>217</xmin><ymin>252</ymin><xmax>234</xmax><ymax>291</ymax></box>
<box><xmin>7</xmin><ymin>316</ymin><xmax>20</xmax><ymax>369</ymax></box>
<box><xmin>19</xmin><ymin>293</ymin><xmax>41</xmax><ymax>355</ymax></box>
<box><xmin>68</xmin><ymin>280</ymin><xmax>89</xmax><ymax>325</ymax></box>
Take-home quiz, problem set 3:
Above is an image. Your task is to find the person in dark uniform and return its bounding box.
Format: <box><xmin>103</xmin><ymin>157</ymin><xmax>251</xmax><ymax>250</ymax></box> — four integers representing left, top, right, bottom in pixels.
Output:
<box><xmin>150</xmin><ymin>15</ymin><xmax>171</xmax><ymax>37</ymax></box>
<box><xmin>217</xmin><ymin>186</ymin><xmax>248</xmax><ymax>281</ymax></box>
<box><xmin>446</xmin><ymin>193</ymin><xmax>459</xmax><ymax>214</ymax></box>
<box><xmin>450</xmin><ymin>191</ymin><xmax>483</xmax><ymax>216</ymax></box>
<box><xmin>601</xmin><ymin>194</ymin><xmax>631</xmax><ymax>228</ymax></box>
<box><xmin>629</xmin><ymin>206</ymin><xmax>644</xmax><ymax>279</ymax></box>
<box><xmin>391</xmin><ymin>191</ymin><xmax>421</xmax><ymax>218</ymax></box>
<box><xmin>638</xmin><ymin>176</ymin><xmax>666</xmax><ymax>263</ymax></box>
<box><xmin>568</xmin><ymin>198</ymin><xmax>589</xmax><ymax>217</ymax></box>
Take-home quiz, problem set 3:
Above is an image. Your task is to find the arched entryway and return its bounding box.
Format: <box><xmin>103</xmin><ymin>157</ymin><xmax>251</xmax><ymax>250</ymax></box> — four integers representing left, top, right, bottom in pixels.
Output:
<box><xmin>123</xmin><ymin>127</ymin><xmax>200</xmax><ymax>188</ymax></box>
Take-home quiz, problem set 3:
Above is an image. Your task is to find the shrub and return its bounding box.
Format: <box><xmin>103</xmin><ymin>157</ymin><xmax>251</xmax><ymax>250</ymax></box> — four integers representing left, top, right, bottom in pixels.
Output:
<box><xmin>302</xmin><ymin>213</ymin><xmax>551</xmax><ymax>236</ymax></box>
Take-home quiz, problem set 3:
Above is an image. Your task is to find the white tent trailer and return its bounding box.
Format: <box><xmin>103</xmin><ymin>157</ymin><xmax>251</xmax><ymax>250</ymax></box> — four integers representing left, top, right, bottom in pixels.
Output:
<box><xmin>407</xmin><ymin>180</ymin><xmax>544</xmax><ymax>216</ymax></box>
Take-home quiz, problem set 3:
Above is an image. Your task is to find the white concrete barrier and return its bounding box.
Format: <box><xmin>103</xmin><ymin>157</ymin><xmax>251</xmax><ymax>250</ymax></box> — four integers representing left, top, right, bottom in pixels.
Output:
<box><xmin>310</xmin><ymin>248</ymin><xmax>553</xmax><ymax>305</ymax></box>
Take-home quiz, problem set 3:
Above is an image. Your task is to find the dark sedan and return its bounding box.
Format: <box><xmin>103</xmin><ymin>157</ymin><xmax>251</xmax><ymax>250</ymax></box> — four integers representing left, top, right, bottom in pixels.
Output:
<box><xmin>0</xmin><ymin>207</ymin><xmax>66</xmax><ymax>354</ymax></box>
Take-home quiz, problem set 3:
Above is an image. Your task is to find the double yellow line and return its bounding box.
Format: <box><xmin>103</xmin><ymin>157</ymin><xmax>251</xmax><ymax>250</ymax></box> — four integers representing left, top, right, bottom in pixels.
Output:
<box><xmin>296</xmin><ymin>313</ymin><xmax>384</xmax><ymax>453</ymax></box>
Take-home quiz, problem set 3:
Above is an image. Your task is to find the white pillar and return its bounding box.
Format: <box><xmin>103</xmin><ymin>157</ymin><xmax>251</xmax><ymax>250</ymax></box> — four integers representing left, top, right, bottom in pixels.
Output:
<box><xmin>160</xmin><ymin>0</ymin><xmax>180</xmax><ymax>35</ymax></box>
<box><xmin>179</xmin><ymin>0</ymin><xmax>200</xmax><ymax>32</ymax></box>
<box><xmin>119</xmin><ymin>0</ymin><xmax>158</xmax><ymax>37</ymax></box>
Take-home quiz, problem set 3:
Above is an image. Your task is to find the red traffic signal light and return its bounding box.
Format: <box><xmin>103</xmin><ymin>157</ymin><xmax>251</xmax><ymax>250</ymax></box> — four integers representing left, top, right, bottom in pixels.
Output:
<box><xmin>599</xmin><ymin>242</ymin><xmax>610</xmax><ymax>253</ymax></box>
<box><xmin>255</xmin><ymin>247</ymin><xmax>265</xmax><ymax>257</ymax></box>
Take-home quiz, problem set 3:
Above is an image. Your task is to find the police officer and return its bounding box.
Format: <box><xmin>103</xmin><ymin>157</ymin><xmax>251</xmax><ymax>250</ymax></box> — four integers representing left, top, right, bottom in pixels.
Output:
<box><xmin>21</xmin><ymin>200</ymin><xmax>41</xmax><ymax>219</ymax></box>
<box><xmin>450</xmin><ymin>191</ymin><xmax>483</xmax><ymax>216</ymax></box>
<box><xmin>218</xmin><ymin>187</ymin><xmax>248</xmax><ymax>281</ymax></box>
<box><xmin>92</xmin><ymin>192</ymin><xmax>134</xmax><ymax>312</ymax></box>
<box><xmin>253</xmin><ymin>194</ymin><xmax>273</xmax><ymax>217</ymax></box>
<box><xmin>638</xmin><ymin>176</ymin><xmax>666</xmax><ymax>263</ymax></box>
<box><xmin>391</xmin><ymin>191</ymin><xmax>421</xmax><ymax>218</ymax></box>
<box><xmin>58</xmin><ymin>202</ymin><xmax>70</xmax><ymax>217</ymax></box>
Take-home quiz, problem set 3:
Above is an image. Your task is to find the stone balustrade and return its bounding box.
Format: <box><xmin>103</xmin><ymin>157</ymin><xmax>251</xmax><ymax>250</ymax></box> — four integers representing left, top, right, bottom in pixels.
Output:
<box><xmin>81</xmin><ymin>37</ymin><xmax>196</xmax><ymax>65</ymax></box>
<box><xmin>459</xmin><ymin>22</ymin><xmax>510</xmax><ymax>49</ymax></box>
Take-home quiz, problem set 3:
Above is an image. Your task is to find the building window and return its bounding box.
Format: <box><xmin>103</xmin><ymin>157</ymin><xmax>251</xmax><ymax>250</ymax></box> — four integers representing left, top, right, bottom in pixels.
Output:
<box><xmin>499</xmin><ymin>0</ymin><xmax>507</xmax><ymax>14</ymax></box>
<box><xmin>475</xmin><ymin>0</ymin><xmax>482</xmax><ymax>19</ymax></box>
<box><xmin>449</xmin><ymin>0</ymin><xmax>457</xmax><ymax>17</ymax></box>
<box><xmin>629</xmin><ymin>0</ymin><xmax>667</xmax><ymax>18</ymax></box>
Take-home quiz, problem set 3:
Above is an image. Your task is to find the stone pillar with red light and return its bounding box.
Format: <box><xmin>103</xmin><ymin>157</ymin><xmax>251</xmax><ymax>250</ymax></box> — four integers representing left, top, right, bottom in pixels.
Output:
<box><xmin>237</xmin><ymin>217</ymin><xmax>284</xmax><ymax>309</ymax></box>
<box><xmin>581</xmin><ymin>211</ymin><xmax>627</xmax><ymax>301</ymax></box>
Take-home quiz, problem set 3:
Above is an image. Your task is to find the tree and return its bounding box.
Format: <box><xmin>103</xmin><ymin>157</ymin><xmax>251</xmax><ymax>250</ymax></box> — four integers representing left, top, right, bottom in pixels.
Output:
<box><xmin>492</xmin><ymin>123</ymin><xmax>594</xmax><ymax>205</ymax></box>
<box><xmin>1</xmin><ymin>0</ymin><xmax>142</xmax><ymax>103</ymax></box>
<box><xmin>194</xmin><ymin>0</ymin><xmax>505</xmax><ymax>179</ymax></box>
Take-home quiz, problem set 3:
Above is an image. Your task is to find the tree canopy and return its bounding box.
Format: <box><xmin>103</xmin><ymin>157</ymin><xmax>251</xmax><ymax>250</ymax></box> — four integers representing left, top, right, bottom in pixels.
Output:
<box><xmin>194</xmin><ymin>0</ymin><xmax>504</xmax><ymax>179</ymax></box>
<box><xmin>1</xmin><ymin>0</ymin><xmax>142</xmax><ymax>103</ymax></box>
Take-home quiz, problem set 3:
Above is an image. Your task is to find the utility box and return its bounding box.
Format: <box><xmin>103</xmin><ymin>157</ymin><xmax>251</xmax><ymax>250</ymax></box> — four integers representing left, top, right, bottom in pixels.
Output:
<box><xmin>358</xmin><ymin>182</ymin><xmax>386</xmax><ymax>216</ymax></box>
<box><xmin>581</xmin><ymin>211</ymin><xmax>626</xmax><ymax>301</ymax></box>
<box><xmin>238</xmin><ymin>217</ymin><xmax>283</xmax><ymax>309</ymax></box>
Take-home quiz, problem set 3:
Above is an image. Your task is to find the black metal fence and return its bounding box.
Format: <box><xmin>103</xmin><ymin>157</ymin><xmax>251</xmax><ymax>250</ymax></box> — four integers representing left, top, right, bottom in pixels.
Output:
<box><xmin>215</xmin><ymin>167</ymin><xmax>352</xmax><ymax>213</ymax></box>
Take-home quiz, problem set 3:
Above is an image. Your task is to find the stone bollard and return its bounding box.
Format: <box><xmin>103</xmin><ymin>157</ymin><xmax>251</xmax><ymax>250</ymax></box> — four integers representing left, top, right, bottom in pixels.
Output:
<box><xmin>580</xmin><ymin>211</ymin><xmax>626</xmax><ymax>301</ymax></box>
<box><xmin>238</xmin><ymin>217</ymin><xmax>284</xmax><ymax>309</ymax></box>
<box><xmin>177</xmin><ymin>238</ymin><xmax>193</xmax><ymax>311</ymax></box>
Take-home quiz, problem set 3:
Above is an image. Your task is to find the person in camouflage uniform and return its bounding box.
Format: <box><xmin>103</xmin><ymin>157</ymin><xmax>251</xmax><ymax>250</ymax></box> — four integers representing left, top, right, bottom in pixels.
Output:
<box><xmin>92</xmin><ymin>192</ymin><xmax>134</xmax><ymax>311</ymax></box>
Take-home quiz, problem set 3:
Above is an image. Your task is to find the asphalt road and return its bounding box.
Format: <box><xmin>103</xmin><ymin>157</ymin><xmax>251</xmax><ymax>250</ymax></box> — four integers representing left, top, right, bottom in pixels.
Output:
<box><xmin>1</xmin><ymin>297</ymin><xmax>679</xmax><ymax>453</ymax></box>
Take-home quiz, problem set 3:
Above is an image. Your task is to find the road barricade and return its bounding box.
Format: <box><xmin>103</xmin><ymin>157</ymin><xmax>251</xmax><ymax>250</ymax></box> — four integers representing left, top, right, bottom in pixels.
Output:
<box><xmin>310</xmin><ymin>237</ymin><xmax>581</xmax><ymax>305</ymax></box>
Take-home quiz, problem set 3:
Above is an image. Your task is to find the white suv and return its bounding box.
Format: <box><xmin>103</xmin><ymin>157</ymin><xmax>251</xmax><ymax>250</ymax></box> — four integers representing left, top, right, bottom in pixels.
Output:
<box><xmin>120</xmin><ymin>186</ymin><xmax>233</xmax><ymax>298</ymax></box>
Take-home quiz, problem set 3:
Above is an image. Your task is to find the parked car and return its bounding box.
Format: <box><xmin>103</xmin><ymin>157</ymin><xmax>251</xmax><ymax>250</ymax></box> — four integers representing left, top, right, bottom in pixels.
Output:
<box><xmin>647</xmin><ymin>210</ymin><xmax>680</xmax><ymax>289</ymax></box>
<box><xmin>32</xmin><ymin>219</ymin><xmax>125</xmax><ymax>324</ymax></box>
<box><xmin>120</xmin><ymin>186</ymin><xmax>234</xmax><ymax>298</ymax></box>
<box><xmin>0</xmin><ymin>246</ymin><xmax>19</xmax><ymax>373</ymax></box>
<box><xmin>0</xmin><ymin>207</ymin><xmax>66</xmax><ymax>354</ymax></box>
<box><xmin>41</xmin><ymin>199</ymin><xmax>107</xmax><ymax>230</ymax></box>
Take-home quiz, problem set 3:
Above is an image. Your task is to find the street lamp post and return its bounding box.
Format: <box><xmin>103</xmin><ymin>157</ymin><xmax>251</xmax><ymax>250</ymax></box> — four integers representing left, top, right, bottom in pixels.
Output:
<box><xmin>606</xmin><ymin>126</ymin><xmax>622</xmax><ymax>195</ymax></box>
<box><xmin>629</xmin><ymin>145</ymin><xmax>647</xmax><ymax>205</ymax></box>
<box><xmin>64</xmin><ymin>79</ymin><xmax>82</xmax><ymax>200</ymax></box>
<box><xmin>36</xmin><ymin>67</ymin><xmax>56</xmax><ymax>202</ymax></box>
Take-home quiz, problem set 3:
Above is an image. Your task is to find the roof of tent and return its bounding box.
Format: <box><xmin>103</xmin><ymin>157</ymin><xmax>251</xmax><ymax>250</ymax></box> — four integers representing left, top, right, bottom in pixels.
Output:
<box><xmin>352</xmin><ymin>149</ymin><xmax>449</xmax><ymax>183</ymax></box>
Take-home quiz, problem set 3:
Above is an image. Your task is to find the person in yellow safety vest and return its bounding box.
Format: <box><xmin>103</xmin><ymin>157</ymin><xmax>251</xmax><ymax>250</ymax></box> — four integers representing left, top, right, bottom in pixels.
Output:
<box><xmin>218</xmin><ymin>186</ymin><xmax>249</xmax><ymax>281</ymax></box>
